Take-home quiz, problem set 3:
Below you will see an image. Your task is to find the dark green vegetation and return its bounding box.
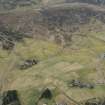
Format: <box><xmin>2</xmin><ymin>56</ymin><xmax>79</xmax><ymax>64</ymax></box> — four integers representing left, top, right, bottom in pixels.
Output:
<box><xmin>0</xmin><ymin>26</ymin><xmax>27</xmax><ymax>50</ymax></box>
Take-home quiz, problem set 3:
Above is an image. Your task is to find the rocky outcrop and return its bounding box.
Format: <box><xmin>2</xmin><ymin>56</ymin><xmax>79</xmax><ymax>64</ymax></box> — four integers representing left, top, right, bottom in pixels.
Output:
<box><xmin>0</xmin><ymin>0</ymin><xmax>42</xmax><ymax>10</ymax></box>
<box><xmin>84</xmin><ymin>98</ymin><xmax>105</xmax><ymax>105</ymax></box>
<box><xmin>19</xmin><ymin>59</ymin><xmax>39</xmax><ymax>70</ymax></box>
<box><xmin>0</xmin><ymin>90</ymin><xmax>21</xmax><ymax>105</ymax></box>
<box><xmin>69</xmin><ymin>80</ymin><xmax>95</xmax><ymax>89</ymax></box>
<box><xmin>0</xmin><ymin>25</ymin><xmax>29</xmax><ymax>50</ymax></box>
<box><xmin>39</xmin><ymin>88</ymin><xmax>52</xmax><ymax>99</ymax></box>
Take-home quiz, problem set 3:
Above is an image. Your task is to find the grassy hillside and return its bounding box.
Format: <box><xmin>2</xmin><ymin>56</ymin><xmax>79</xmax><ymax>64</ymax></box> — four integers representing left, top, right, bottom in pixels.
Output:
<box><xmin>0</xmin><ymin>2</ymin><xmax>105</xmax><ymax>105</ymax></box>
<box><xmin>0</xmin><ymin>20</ymin><xmax>105</xmax><ymax>105</ymax></box>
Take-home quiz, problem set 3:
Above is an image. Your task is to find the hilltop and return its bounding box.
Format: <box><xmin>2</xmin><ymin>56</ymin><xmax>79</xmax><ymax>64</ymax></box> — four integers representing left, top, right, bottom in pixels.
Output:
<box><xmin>0</xmin><ymin>0</ymin><xmax>105</xmax><ymax>11</ymax></box>
<box><xmin>45</xmin><ymin>0</ymin><xmax>105</xmax><ymax>5</ymax></box>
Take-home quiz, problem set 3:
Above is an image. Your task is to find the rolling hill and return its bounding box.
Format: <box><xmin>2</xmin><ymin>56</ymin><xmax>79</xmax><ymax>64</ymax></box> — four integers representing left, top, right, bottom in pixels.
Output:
<box><xmin>0</xmin><ymin>1</ymin><xmax>105</xmax><ymax>105</ymax></box>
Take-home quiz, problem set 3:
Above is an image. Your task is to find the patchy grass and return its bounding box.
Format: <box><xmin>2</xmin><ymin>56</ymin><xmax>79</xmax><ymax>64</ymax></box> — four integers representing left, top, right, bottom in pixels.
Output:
<box><xmin>0</xmin><ymin>24</ymin><xmax>105</xmax><ymax>104</ymax></box>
